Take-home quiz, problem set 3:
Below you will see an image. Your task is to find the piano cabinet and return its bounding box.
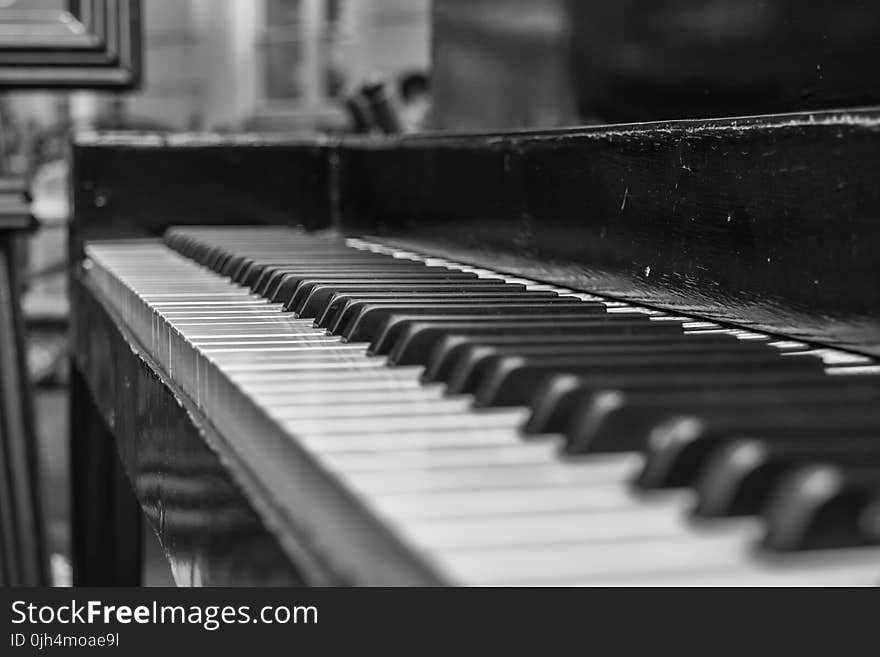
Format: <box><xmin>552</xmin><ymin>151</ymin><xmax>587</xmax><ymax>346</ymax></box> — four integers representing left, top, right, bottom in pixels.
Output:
<box><xmin>69</xmin><ymin>111</ymin><xmax>880</xmax><ymax>585</ymax></box>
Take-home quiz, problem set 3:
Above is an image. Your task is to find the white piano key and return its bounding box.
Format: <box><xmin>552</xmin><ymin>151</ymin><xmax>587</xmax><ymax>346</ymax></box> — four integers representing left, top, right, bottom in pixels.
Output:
<box><xmin>249</xmin><ymin>387</ymin><xmax>448</xmax><ymax>406</ymax></box>
<box><xmin>341</xmin><ymin>455</ymin><xmax>644</xmax><ymax>495</ymax></box>
<box><xmin>220</xmin><ymin>359</ymin><xmax>391</xmax><ymax>373</ymax></box>
<box><xmin>158</xmin><ymin>310</ymin><xmax>294</xmax><ymax>318</ymax></box>
<box><xmin>240</xmin><ymin>377</ymin><xmax>434</xmax><ymax>394</ymax></box>
<box><xmin>228</xmin><ymin>367</ymin><xmax>428</xmax><ymax>385</ymax></box>
<box><xmin>200</xmin><ymin>344</ymin><xmax>364</xmax><ymax>354</ymax></box>
<box><xmin>151</xmin><ymin>300</ymin><xmax>274</xmax><ymax>307</ymax></box>
<box><xmin>364</xmin><ymin>482</ymin><xmax>641</xmax><ymax>520</ymax></box>
<box><xmin>203</xmin><ymin>345</ymin><xmax>369</xmax><ymax>359</ymax></box>
<box><xmin>317</xmin><ymin>441</ymin><xmax>562</xmax><ymax>473</ymax></box>
<box><xmin>563</xmin><ymin>548</ymin><xmax>880</xmax><ymax>586</ymax></box>
<box><xmin>397</xmin><ymin>505</ymin><xmax>693</xmax><ymax>551</ymax></box>
<box><xmin>268</xmin><ymin>399</ymin><xmax>476</xmax><ymax>420</ymax></box>
<box><xmin>142</xmin><ymin>293</ymin><xmax>256</xmax><ymax>299</ymax></box>
<box><xmin>192</xmin><ymin>339</ymin><xmax>341</xmax><ymax>348</ymax></box>
<box><xmin>436</xmin><ymin>520</ymin><xmax>766</xmax><ymax>585</ymax></box>
<box><xmin>282</xmin><ymin>408</ymin><xmax>530</xmax><ymax>437</ymax></box>
<box><xmin>299</xmin><ymin>429</ymin><xmax>535</xmax><ymax>454</ymax></box>
<box><xmin>188</xmin><ymin>332</ymin><xmax>330</xmax><ymax>340</ymax></box>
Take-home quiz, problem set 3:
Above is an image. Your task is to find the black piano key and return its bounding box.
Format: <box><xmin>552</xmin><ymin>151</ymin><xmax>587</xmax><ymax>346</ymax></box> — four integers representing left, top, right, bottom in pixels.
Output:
<box><xmin>230</xmin><ymin>257</ymin><xmax>272</xmax><ymax>282</ymax></box>
<box><xmin>241</xmin><ymin>262</ymin><xmax>283</xmax><ymax>288</ymax></box>
<box><xmin>251</xmin><ymin>260</ymin><xmax>410</xmax><ymax>294</ymax></box>
<box><xmin>209</xmin><ymin>248</ymin><xmax>244</xmax><ymax>272</ymax></box>
<box><xmin>176</xmin><ymin>234</ymin><xmax>211</xmax><ymax>260</ymax></box>
<box><xmin>470</xmin><ymin>350</ymin><xmax>823</xmax><ymax>407</ymax></box>
<box><xmin>420</xmin><ymin>330</ymin><xmax>728</xmax><ymax>378</ymax></box>
<box><xmin>196</xmin><ymin>244</ymin><xmax>223</xmax><ymax>267</ymax></box>
<box><xmin>335</xmin><ymin>302</ymin><xmax>601</xmax><ymax>344</ymax></box>
<box><xmin>259</xmin><ymin>264</ymin><xmax>461</xmax><ymax>299</ymax></box>
<box><xmin>371</xmin><ymin>311</ymin><xmax>647</xmax><ymax>356</ymax></box>
<box><xmin>565</xmin><ymin>380</ymin><xmax>880</xmax><ymax>454</ymax></box>
<box><xmin>294</xmin><ymin>282</ymin><xmax>528</xmax><ymax>316</ymax></box>
<box><xmin>435</xmin><ymin>339</ymin><xmax>779</xmax><ymax>392</ymax></box>
<box><xmin>239</xmin><ymin>256</ymin><xmax>397</xmax><ymax>286</ymax></box>
<box><xmin>527</xmin><ymin>371</ymin><xmax>879</xmax><ymax>436</ymax></box>
<box><xmin>694</xmin><ymin>436</ymin><xmax>880</xmax><ymax>518</ymax></box>
<box><xmin>214</xmin><ymin>250</ymin><xmax>242</xmax><ymax>276</ymax></box>
<box><xmin>163</xmin><ymin>229</ymin><xmax>184</xmax><ymax>249</ymax></box>
<box><xmin>267</xmin><ymin>270</ymin><xmax>481</xmax><ymax>302</ymax></box>
<box><xmin>286</xmin><ymin>278</ymin><xmax>509</xmax><ymax>312</ymax></box>
<box><xmin>761</xmin><ymin>462</ymin><xmax>880</xmax><ymax>551</ymax></box>
<box><xmin>384</xmin><ymin>316</ymin><xmax>683</xmax><ymax>364</ymax></box>
<box><xmin>226</xmin><ymin>253</ymin><xmax>273</xmax><ymax>275</ymax></box>
<box><xmin>316</xmin><ymin>292</ymin><xmax>564</xmax><ymax>329</ymax></box>
<box><xmin>390</xmin><ymin>319</ymin><xmax>682</xmax><ymax>367</ymax></box>
<box><xmin>634</xmin><ymin>405</ymin><xmax>880</xmax><ymax>491</ymax></box>
<box><xmin>224</xmin><ymin>255</ymin><xmax>261</xmax><ymax>282</ymax></box>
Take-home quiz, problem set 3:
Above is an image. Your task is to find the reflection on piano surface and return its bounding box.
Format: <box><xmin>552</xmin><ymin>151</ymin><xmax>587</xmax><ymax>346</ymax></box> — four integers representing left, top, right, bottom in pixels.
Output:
<box><xmin>73</xmin><ymin>222</ymin><xmax>880</xmax><ymax>585</ymax></box>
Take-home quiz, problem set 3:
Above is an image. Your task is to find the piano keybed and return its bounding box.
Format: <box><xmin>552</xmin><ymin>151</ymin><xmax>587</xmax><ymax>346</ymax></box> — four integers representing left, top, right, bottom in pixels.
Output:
<box><xmin>82</xmin><ymin>226</ymin><xmax>880</xmax><ymax>585</ymax></box>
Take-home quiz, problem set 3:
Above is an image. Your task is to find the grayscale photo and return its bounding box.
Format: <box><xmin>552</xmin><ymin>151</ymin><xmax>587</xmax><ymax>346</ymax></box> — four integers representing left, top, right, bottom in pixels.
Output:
<box><xmin>0</xmin><ymin>4</ymin><xmax>878</xmax><ymax>633</ymax></box>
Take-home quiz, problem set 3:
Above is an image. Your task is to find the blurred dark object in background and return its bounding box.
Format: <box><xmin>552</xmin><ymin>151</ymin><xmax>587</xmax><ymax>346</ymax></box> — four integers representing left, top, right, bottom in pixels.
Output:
<box><xmin>342</xmin><ymin>71</ymin><xmax>432</xmax><ymax>135</ymax></box>
<box><xmin>431</xmin><ymin>0</ymin><xmax>880</xmax><ymax>130</ymax></box>
<box><xmin>344</xmin><ymin>95</ymin><xmax>374</xmax><ymax>134</ymax></box>
<box><xmin>398</xmin><ymin>70</ymin><xmax>431</xmax><ymax>132</ymax></box>
<box><xmin>360</xmin><ymin>79</ymin><xmax>404</xmax><ymax>134</ymax></box>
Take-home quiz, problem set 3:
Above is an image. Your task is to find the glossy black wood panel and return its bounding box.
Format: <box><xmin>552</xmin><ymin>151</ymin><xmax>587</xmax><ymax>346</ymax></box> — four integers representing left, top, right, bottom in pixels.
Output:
<box><xmin>70</xmin><ymin>133</ymin><xmax>333</xmax><ymax>260</ymax></box>
<box><xmin>71</xmin><ymin>113</ymin><xmax>880</xmax><ymax>357</ymax></box>
<box><xmin>71</xmin><ymin>273</ymin><xmax>305</xmax><ymax>586</ymax></box>
<box><xmin>337</xmin><ymin>110</ymin><xmax>880</xmax><ymax>357</ymax></box>
<box><xmin>70</xmin><ymin>365</ymin><xmax>142</xmax><ymax>586</ymax></box>
<box><xmin>431</xmin><ymin>0</ymin><xmax>880</xmax><ymax>129</ymax></box>
<box><xmin>0</xmin><ymin>0</ymin><xmax>141</xmax><ymax>89</ymax></box>
<box><xmin>0</xmin><ymin>223</ymin><xmax>46</xmax><ymax>586</ymax></box>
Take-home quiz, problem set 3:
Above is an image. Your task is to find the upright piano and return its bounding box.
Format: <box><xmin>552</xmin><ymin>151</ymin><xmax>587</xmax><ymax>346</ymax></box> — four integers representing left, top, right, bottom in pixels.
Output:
<box><xmin>68</xmin><ymin>0</ymin><xmax>880</xmax><ymax>586</ymax></box>
<box><xmin>69</xmin><ymin>108</ymin><xmax>880</xmax><ymax>585</ymax></box>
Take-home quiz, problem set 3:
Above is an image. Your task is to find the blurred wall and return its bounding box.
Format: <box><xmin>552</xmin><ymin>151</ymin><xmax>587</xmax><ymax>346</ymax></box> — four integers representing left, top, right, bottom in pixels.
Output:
<box><xmin>431</xmin><ymin>0</ymin><xmax>880</xmax><ymax>130</ymax></box>
<box><xmin>190</xmin><ymin>0</ymin><xmax>259</xmax><ymax>129</ymax></box>
<box><xmin>342</xmin><ymin>0</ymin><xmax>430</xmax><ymax>88</ymax></box>
<box><xmin>6</xmin><ymin>0</ymin><xmax>430</xmax><ymax>134</ymax></box>
<box><xmin>431</xmin><ymin>0</ymin><xmax>578</xmax><ymax>131</ymax></box>
<box><xmin>127</xmin><ymin>0</ymin><xmax>201</xmax><ymax>128</ymax></box>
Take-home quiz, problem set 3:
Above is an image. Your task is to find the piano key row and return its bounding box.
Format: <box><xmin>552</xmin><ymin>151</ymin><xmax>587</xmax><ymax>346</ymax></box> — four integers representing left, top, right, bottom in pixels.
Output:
<box><xmin>82</xmin><ymin>227</ymin><xmax>880</xmax><ymax>585</ymax></box>
<box><xmin>160</xmin><ymin>228</ymin><xmax>880</xmax><ymax>567</ymax></box>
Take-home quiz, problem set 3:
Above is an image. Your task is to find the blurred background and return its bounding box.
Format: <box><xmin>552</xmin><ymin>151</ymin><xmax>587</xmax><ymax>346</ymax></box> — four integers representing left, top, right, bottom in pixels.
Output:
<box><xmin>7</xmin><ymin>0</ymin><xmax>431</xmax><ymax>586</ymax></box>
<box><xmin>7</xmin><ymin>0</ymin><xmax>879</xmax><ymax>585</ymax></box>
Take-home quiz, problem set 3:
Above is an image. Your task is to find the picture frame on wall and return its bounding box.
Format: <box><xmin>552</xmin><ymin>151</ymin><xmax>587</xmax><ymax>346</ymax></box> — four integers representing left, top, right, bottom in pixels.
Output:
<box><xmin>0</xmin><ymin>0</ymin><xmax>141</xmax><ymax>89</ymax></box>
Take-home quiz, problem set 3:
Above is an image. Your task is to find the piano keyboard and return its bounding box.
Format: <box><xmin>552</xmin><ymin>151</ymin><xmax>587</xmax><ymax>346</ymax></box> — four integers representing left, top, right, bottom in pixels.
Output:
<box><xmin>83</xmin><ymin>226</ymin><xmax>880</xmax><ymax>585</ymax></box>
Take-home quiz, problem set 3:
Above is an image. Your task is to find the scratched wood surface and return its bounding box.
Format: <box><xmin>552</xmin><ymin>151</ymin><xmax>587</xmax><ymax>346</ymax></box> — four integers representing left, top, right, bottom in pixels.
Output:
<box><xmin>336</xmin><ymin>109</ymin><xmax>880</xmax><ymax>357</ymax></box>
